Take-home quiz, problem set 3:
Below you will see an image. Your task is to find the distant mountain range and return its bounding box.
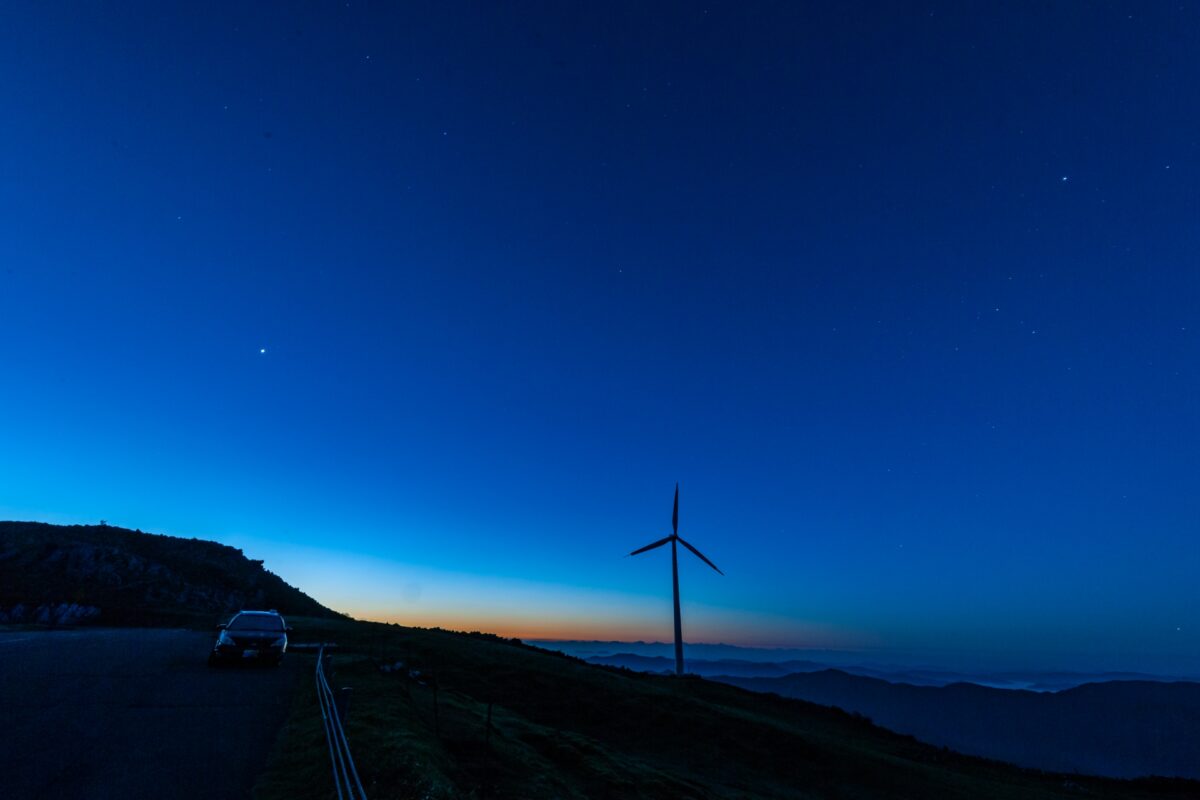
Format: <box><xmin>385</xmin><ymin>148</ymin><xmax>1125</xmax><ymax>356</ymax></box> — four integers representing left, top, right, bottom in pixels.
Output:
<box><xmin>584</xmin><ymin>652</ymin><xmax>1196</xmax><ymax>691</ymax></box>
<box><xmin>576</xmin><ymin>650</ymin><xmax>1200</xmax><ymax>779</ymax></box>
<box><xmin>537</xmin><ymin>639</ymin><xmax>862</xmax><ymax>663</ymax></box>
<box><xmin>0</xmin><ymin>521</ymin><xmax>340</xmax><ymax>626</ymax></box>
<box><xmin>715</xmin><ymin>669</ymin><xmax>1200</xmax><ymax>780</ymax></box>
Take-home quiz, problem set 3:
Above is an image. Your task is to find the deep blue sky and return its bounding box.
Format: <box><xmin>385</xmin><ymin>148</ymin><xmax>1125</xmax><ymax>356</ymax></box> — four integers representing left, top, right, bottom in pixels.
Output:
<box><xmin>1</xmin><ymin>2</ymin><xmax>1197</xmax><ymax>672</ymax></box>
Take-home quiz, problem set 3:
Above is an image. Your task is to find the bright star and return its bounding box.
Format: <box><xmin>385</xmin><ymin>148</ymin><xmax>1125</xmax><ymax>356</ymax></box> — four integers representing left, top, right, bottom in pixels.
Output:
<box><xmin>1060</xmin><ymin>176</ymin><xmax>1068</xmax><ymax>182</ymax></box>
<box><xmin>259</xmin><ymin>348</ymin><xmax>266</xmax><ymax>354</ymax></box>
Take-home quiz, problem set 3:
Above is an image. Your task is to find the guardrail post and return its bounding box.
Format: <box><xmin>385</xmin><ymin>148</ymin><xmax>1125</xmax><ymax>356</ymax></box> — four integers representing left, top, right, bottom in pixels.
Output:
<box><xmin>431</xmin><ymin>673</ymin><xmax>440</xmax><ymax>738</ymax></box>
<box><xmin>485</xmin><ymin>701</ymin><xmax>493</xmax><ymax>747</ymax></box>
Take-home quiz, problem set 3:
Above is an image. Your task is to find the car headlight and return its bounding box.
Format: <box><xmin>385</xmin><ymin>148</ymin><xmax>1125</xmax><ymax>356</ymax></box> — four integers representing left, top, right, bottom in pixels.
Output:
<box><xmin>271</xmin><ymin>636</ymin><xmax>286</xmax><ymax>648</ymax></box>
<box><xmin>217</xmin><ymin>631</ymin><xmax>235</xmax><ymax>646</ymax></box>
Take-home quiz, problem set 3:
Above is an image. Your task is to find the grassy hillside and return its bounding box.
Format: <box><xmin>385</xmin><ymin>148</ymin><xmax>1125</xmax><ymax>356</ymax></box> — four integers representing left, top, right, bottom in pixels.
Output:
<box><xmin>257</xmin><ymin>616</ymin><xmax>1200</xmax><ymax>800</ymax></box>
<box><xmin>0</xmin><ymin>521</ymin><xmax>340</xmax><ymax>626</ymax></box>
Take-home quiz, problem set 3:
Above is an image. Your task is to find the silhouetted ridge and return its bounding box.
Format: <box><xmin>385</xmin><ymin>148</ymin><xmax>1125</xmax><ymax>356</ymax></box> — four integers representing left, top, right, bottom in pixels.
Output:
<box><xmin>0</xmin><ymin>520</ymin><xmax>341</xmax><ymax>625</ymax></box>
<box><xmin>716</xmin><ymin>669</ymin><xmax>1200</xmax><ymax>780</ymax></box>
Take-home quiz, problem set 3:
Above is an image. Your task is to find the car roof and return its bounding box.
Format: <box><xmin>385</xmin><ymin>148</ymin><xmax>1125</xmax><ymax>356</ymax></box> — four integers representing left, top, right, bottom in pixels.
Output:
<box><xmin>235</xmin><ymin>610</ymin><xmax>282</xmax><ymax>616</ymax></box>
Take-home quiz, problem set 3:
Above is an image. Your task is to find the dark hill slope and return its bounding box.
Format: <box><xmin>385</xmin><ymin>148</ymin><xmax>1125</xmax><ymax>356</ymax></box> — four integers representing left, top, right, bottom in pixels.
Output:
<box><xmin>259</xmin><ymin>617</ymin><xmax>1200</xmax><ymax>800</ymax></box>
<box><xmin>717</xmin><ymin>669</ymin><xmax>1200</xmax><ymax>780</ymax></box>
<box><xmin>0</xmin><ymin>521</ymin><xmax>339</xmax><ymax>625</ymax></box>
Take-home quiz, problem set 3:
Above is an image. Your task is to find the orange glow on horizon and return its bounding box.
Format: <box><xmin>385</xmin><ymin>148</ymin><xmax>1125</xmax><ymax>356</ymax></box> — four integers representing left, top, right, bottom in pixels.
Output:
<box><xmin>353</xmin><ymin>612</ymin><xmax>668</xmax><ymax>642</ymax></box>
<box><xmin>342</xmin><ymin>606</ymin><xmax>862</xmax><ymax>649</ymax></box>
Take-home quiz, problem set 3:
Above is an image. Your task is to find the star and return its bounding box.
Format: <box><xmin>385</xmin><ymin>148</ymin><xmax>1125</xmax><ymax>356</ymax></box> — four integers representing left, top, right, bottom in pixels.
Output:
<box><xmin>259</xmin><ymin>348</ymin><xmax>267</xmax><ymax>354</ymax></box>
<box><xmin>1060</xmin><ymin>175</ymin><xmax>1069</xmax><ymax>182</ymax></box>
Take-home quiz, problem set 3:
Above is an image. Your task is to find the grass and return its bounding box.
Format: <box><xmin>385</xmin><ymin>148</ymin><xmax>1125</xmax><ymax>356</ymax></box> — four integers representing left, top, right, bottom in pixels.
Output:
<box><xmin>255</xmin><ymin>616</ymin><xmax>1200</xmax><ymax>800</ymax></box>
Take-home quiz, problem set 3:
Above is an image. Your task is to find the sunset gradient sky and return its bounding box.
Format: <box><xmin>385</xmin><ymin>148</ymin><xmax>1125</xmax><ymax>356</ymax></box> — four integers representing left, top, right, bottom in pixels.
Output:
<box><xmin>1</xmin><ymin>2</ymin><xmax>1197</xmax><ymax>672</ymax></box>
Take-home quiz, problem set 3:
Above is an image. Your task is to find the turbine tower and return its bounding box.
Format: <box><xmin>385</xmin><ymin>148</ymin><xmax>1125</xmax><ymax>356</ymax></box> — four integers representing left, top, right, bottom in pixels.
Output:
<box><xmin>628</xmin><ymin>483</ymin><xmax>723</xmax><ymax>676</ymax></box>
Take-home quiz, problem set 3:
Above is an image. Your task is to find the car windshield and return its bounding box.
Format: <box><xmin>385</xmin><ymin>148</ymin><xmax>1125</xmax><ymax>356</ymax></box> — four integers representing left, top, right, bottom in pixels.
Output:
<box><xmin>227</xmin><ymin>614</ymin><xmax>284</xmax><ymax>632</ymax></box>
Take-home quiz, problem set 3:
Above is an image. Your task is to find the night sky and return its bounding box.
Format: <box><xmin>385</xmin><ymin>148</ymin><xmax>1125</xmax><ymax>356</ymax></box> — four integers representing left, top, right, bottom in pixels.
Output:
<box><xmin>1</xmin><ymin>2</ymin><xmax>1197</xmax><ymax>672</ymax></box>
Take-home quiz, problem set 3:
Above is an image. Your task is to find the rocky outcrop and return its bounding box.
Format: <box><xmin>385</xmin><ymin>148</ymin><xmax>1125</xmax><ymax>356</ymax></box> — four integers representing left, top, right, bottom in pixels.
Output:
<box><xmin>0</xmin><ymin>521</ymin><xmax>342</xmax><ymax>625</ymax></box>
<box><xmin>0</xmin><ymin>602</ymin><xmax>101</xmax><ymax>625</ymax></box>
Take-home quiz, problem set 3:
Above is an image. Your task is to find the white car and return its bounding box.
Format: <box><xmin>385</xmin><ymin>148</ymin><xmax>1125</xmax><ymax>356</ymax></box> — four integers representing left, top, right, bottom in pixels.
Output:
<box><xmin>208</xmin><ymin>610</ymin><xmax>291</xmax><ymax>666</ymax></box>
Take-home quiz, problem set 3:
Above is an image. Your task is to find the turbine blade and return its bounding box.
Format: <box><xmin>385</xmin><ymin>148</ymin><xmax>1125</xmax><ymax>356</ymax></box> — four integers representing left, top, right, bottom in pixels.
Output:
<box><xmin>677</xmin><ymin>536</ymin><xmax>724</xmax><ymax>575</ymax></box>
<box><xmin>629</xmin><ymin>535</ymin><xmax>673</xmax><ymax>556</ymax></box>
<box><xmin>672</xmin><ymin>483</ymin><xmax>679</xmax><ymax>535</ymax></box>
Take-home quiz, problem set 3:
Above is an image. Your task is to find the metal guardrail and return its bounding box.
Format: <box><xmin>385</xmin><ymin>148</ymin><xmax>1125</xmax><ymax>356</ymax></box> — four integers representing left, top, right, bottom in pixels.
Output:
<box><xmin>316</xmin><ymin>645</ymin><xmax>367</xmax><ymax>800</ymax></box>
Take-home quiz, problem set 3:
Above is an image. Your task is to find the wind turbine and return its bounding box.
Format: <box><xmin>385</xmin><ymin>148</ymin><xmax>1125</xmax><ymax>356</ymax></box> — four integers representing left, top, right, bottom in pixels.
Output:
<box><xmin>628</xmin><ymin>484</ymin><xmax>723</xmax><ymax>676</ymax></box>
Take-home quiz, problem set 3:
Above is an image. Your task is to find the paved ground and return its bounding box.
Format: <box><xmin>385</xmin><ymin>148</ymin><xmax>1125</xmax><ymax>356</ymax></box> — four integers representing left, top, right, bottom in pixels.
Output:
<box><xmin>0</xmin><ymin>628</ymin><xmax>304</xmax><ymax>800</ymax></box>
